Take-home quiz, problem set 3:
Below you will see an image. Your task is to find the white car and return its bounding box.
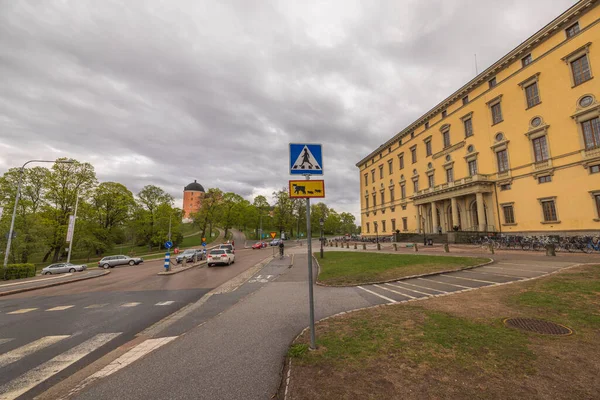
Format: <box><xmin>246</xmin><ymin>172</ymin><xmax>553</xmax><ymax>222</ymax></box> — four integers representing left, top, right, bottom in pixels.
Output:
<box><xmin>207</xmin><ymin>249</ymin><xmax>235</xmax><ymax>266</ymax></box>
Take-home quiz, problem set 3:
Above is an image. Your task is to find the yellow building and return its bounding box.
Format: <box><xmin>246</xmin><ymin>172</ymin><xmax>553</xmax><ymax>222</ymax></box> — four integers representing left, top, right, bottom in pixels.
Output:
<box><xmin>357</xmin><ymin>0</ymin><xmax>600</xmax><ymax>238</ymax></box>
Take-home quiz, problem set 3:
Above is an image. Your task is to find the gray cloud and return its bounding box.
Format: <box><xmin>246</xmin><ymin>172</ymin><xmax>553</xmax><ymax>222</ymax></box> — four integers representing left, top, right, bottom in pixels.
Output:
<box><xmin>0</xmin><ymin>0</ymin><xmax>576</xmax><ymax>218</ymax></box>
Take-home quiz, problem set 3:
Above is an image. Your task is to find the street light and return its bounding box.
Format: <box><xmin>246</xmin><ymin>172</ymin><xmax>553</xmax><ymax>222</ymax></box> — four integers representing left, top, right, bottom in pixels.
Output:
<box><xmin>319</xmin><ymin>217</ymin><xmax>324</xmax><ymax>258</ymax></box>
<box><xmin>374</xmin><ymin>221</ymin><xmax>379</xmax><ymax>244</ymax></box>
<box><xmin>3</xmin><ymin>159</ymin><xmax>75</xmax><ymax>268</ymax></box>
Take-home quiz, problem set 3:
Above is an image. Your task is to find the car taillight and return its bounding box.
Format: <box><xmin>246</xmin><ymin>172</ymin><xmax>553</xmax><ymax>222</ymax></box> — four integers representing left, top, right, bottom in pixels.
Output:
<box><xmin>221</xmin><ymin>254</ymin><xmax>227</xmax><ymax>257</ymax></box>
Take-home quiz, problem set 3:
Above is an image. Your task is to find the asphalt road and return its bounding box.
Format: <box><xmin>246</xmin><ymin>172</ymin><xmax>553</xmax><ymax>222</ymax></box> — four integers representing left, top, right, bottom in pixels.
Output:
<box><xmin>0</xmin><ymin>270</ymin><xmax>105</xmax><ymax>295</ymax></box>
<box><xmin>0</xmin><ymin>230</ymin><xmax>273</xmax><ymax>399</ymax></box>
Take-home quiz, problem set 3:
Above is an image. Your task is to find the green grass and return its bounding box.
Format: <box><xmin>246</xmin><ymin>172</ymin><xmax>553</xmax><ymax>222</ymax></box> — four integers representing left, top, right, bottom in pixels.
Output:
<box><xmin>315</xmin><ymin>252</ymin><xmax>488</xmax><ymax>285</ymax></box>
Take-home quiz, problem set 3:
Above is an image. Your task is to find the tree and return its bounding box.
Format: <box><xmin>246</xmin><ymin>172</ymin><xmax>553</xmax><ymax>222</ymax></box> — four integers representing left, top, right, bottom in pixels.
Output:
<box><xmin>134</xmin><ymin>185</ymin><xmax>174</xmax><ymax>247</ymax></box>
<box><xmin>218</xmin><ymin>193</ymin><xmax>244</xmax><ymax>238</ymax></box>
<box><xmin>272</xmin><ymin>187</ymin><xmax>294</xmax><ymax>236</ymax></box>
<box><xmin>192</xmin><ymin>188</ymin><xmax>223</xmax><ymax>239</ymax></box>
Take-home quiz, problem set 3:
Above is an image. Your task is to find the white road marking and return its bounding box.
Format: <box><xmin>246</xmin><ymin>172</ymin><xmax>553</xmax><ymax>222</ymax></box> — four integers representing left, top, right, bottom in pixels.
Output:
<box><xmin>84</xmin><ymin>304</ymin><xmax>108</xmax><ymax>309</ymax></box>
<box><xmin>499</xmin><ymin>262</ymin><xmax>561</xmax><ymax>269</ymax></box>
<box><xmin>463</xmin><ymin>270</ymin><xmax>525</xmax><ymax>279</ymax></box>
<box><xmin>393</xmin><ymin>281</ymin><xmax>448</xmax><ymax>294</ymax></box>
<box><xmin>46</xmin><ymin>305</ymin><xmax>75</xmax><ymax>312</ymax></box>
<box><xmin>386</xmin><ymin>282</ymin><xmax>435</xmax><ymax>296</ymax></box>
<box><xmin>377</xmin><ymin>284</ymin><xmax>417</xmax><ymax>299</ymax></box>
<box><xmin>155</xmin><ymin>301</ymin><xmax>175</xmax><ymax>306</ymax></box>
<box><xmin>0</xmin><ymin>339</ymin><xmax>14</xmax><ymax>346</ymax></box>
<box><xmin>121</xmin><ymin>302</ymin><xmax>141</xmax><ymax>307</ymax></box>
<box><xmin>0</xmin><ymin>332</ymin><xmax>121</xmax><ymax>400</ymax></box>
<box><xmin>0</xmin><ymin>336</ymin><xmax>70</xmax><ymax>369</ymax></box>
<box><xmin>7</xmin><ymin>308</ymin><xmax>38</xmax><ymax>315</ymax></box>
<box><xmin>357</xmin><ymin>286</ymin><xmax>397</xmax><ymax>303</ymax></box>
<box><xmin>483</xmin><ymin>265</ymin><xmax>548</xmax><ymax>274</ymax></box>
<box><xmin>0</xmin><ymin>274</ymin><xmax>73</xmax><ymax>288</ymax></box>
<box><xmin>440</xmin><ymin>274</ymin><xmax>498</xmax><ymax>284</ymax></box>
<box><xmin>417</xmin><ymin>278</ymin><xmax>472</xmax><ymax>289</ymax></box>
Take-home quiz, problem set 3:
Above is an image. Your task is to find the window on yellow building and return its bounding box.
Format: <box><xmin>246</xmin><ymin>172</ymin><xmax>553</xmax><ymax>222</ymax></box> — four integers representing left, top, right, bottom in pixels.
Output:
<box><xmin>496</xmin><ymin>149</ymin><xmax>509</xmax><ymax>172</ymax></box>
<box><xmin>442</xmin><ymin>110</ymin><xmax>447</xmax><ymax>118</ymax></box>
<box><xmin>538</xmin><ymin>175</ymin><xmax>552</xmax><ymax>184</ymax></box>
<box><xmin>446</xmin><ymin>167</ymin><xmax>454</xmax><ymax>183</ymax></box>
<box><xmin>365</xmin><ymin>196</ymin><xmax>369</xmax><ymax>209</ymax></box>
<box><xmin>390</xmin><ymin>186</ymin><xmax>395</xmax><ymax>202</ymax></box>
<box><xmin>464</xmin><ymin>118</ymin><xmax>473</xmax><ymax>137</ymax></box>
<box><xmin>428</xmin><ymin>174</ymin><xmax>434</xmax><ymax>188</ymax></box>
<box><xmin>413</xmin><ymin>179</ymin><xmax>419</xmax><ymax>193</ymax></box>
<box><xmin>500</xmin><ymin>183</ymin><xmax>511</xmax><ymax>191</ymax></box>
<box><xmin>364</xmin><ymin>173</ymin><xmax>368</xmax><ymax>185</ymax></box>
<box><xmin>595</xmin><ymin>194</ymin><xmax>600</xmax><ymax>219</ymax></box>
<box><xmin>565</xmin><ymin>22</ymin><xmax>580</xmax><ymax>39</ymax></box>
<box><xmin>424</xmin><ymin>122</ymin><xmax>429</xmax><ymax>129</ymax></box>
<box><xmin>503</xmin><ymin>205</ymin><xmax>515</xmax><ymax>224</ymax></box>
<box><xmin>532</xmin><ymin>136</ymin><xmax>549</xmax><ymax>162</ymax></box>
<box><xmin>443</xmin><ymin>130</ymin><xmax>451</xmax><ymax>148</ymax></box>
<box><xmin>411</xmin><ymin>146</ymin><xmax>417</xmax><ymax>163</ymax></box>
<box><xmin>381</xmin><ymin>220</ymin><xmax>386</xmax><ymax>232</ymax></box>
<box><xmin>398</xmin><ymin>154</ymin><xmax>404</xmax><ymax>170</ymax></box>
<box><xmin>380</xmin><ymin>190</ymin><xmax>385</xmax><ymax>205</ymax></box>
<box><xmin>489</xmin><ymin>77</ymin><xmax>497</xmax><ymax>88</ymax></box>
<box><xmin>372</xmin><ymin>193</ymin><xmax>377</xmax><ymax>207</ymax></box>
<box><xmin>462</xmin><ymin>95</ymin><xmax>469</xmax><ymax>105</ymax></box>
<box><xmin>491</xmin><ymin>103</ymin><xmax>503</xmax><ymax>124</ymax></box>
<box><xmin>522</xmin><ymin>54</ymin><xmax>533</xmax><ymax>67</ymax></box>
<box><xmin>525</xmin><ymin>82</ymin><xmax>540</xmax><ymax>108</ymax></box>
<box><xmin>366</xmin><ymin>223</ymin><xmax>370</xmax><ymax>233</ymax></box>
<box><xmin>402</xmin><ymin>217</ymin><xmax>408</xmax><ymax>231</ymax></box>
<box><xmin>371</xmin><ymin>169</ymin><xmax>375</xmax><ymax>182</ymax></box>
<box><xmin>391</xmin><ymin>219</ymin><xmax>396</xmax><ymax>231</ymax></box>
<box><xmin>590</xmin><ymin>164</ymin><xmax>600</xmax><ymax>174</ymax></box>
<box><xmin>541</xmin><ymin>199</ymin><xmax>558</xmax><ymax>222</ymax></box>
<box><xmin>388</xmin><ymin>159</ymin><xmax>393</xmax><ymax>174</ymax></box>
<box><xmin>401</xmin><ymin>184</ymin><xmax>406</xmax><ymax>199</ymax></box>
<box><xmin>582</xmin><ymin>117</ymin><xmax>600</xmax><ymax>150</ymax></box>
<box><xmin>425</xmin><ymin>140</ymin><xmax>432</xmax><ymax>156</ymax></box>
<box><xmin>571</xmin><ymin>54</ymin><xmax>592</xmax><ymax>86</ymax></box>
<box><xmin>468</xmin><ymin>160</ymin><xmax>478</xmax><ymax>176</ymax></box>
<box><xmin>379</xmin><ymin>165</ymin><xmax>384</xmax><ymax>179</ymax></box>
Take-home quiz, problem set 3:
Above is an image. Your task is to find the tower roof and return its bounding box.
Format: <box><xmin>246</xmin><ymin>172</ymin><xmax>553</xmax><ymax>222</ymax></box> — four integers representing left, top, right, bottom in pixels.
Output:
<box><xmin>184</xmin><ymin>180</ymin><xmax>205</xmax><ymax>192</ymax></box>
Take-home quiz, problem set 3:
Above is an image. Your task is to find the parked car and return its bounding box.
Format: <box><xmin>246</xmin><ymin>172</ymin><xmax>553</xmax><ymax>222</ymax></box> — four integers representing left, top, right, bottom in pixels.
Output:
<box><xmin>270</xmin><ymin>239</ymin><xmax>282</xmax><ymax>246</ymax></box>
<box><xmin>176</xmin><ymin>249</ymin><xmax>204</xmax><ymax>263</ymax></box>
<box><xmin>207</xmin><ymin>249</ymin><xmax>235</xmax><ymax>266</ymax></box>
<box><xmin>41</xmin><ymin>262</ymin><xmax>87</xmax><ymax>275</ymax></box>
<box><xmin>252</xmin><ymin>241</ymin><xmax>267</xmax><ymax>249</ymax></box>
<box><xmin>218</xmin><ymin>244</ymin><xmax>235</xmax><ymax>253</ymax></box>
<box><xmin>98</xmin><ymin>255</ymin><xmax>144</xmax><ymax>269</ymax></box>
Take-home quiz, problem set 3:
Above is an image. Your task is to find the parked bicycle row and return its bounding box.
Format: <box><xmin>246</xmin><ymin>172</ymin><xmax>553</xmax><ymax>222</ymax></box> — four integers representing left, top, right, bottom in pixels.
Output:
<box><xmin>468</xmin><ymin>234</ymin><xmax>600</xmax><ymax>253</ymax></box>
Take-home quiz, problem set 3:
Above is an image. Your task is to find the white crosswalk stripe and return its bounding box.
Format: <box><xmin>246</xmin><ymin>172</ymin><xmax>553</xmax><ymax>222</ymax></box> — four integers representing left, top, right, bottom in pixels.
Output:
<box><xmin>6</xmin><ymin>308</ymin><xmax>38</xmax><ymax>315</ymax></box>
<box><xmin>121</xmin><ymin>302</ymin><xmax>141</xmax><ymax>307</ymax></box>
<box><xmin>0</xmin><ymin>336</ymin><xmax>69</xmax><ymax>369</ymax></box>
<box><xmin>0</xmin><ymin>339</ymin><xmax>14</xmax><ymax>346</ymax></box>
<box><xmin>46</xmin><ymin>305</ymin><xmax>75</xmax><ymax>312</ymax></box>
<box><xmin>155</xmin><ymin>301</ymin><xmax>175</xmax><ymax>306</ymax></box>
<box><xmin>0</xmin><ymin>332</ymin><xmax>121</xmax><ymax>400</ymax></box>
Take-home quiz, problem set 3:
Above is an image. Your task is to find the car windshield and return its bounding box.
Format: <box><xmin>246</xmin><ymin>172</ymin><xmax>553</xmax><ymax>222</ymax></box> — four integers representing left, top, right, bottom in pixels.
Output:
<box><xmin>183</xmin><ymin>250</ymin><xmax>195</xmax><ymax>254</ymax></box>
<box><xmin>210</xmin><ymin>250</ymin><xmax>225</xmax><ymax>255</ymax></box>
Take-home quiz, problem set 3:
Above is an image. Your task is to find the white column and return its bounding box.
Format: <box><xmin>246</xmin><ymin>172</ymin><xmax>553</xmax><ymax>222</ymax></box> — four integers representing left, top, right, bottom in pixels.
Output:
<box><xmin>451</xmin><ymin>197</ymin><xmax>459</xmax><ymax>230</ymax></box>
<box><xmin>476</xmin><ymin>192</ymin><xmax>486</xmax><ymax>232</ymax></box>
<box><xmin>431</xmin><ymin>201</ymin><xmax>438</xmax><ymax>234</ymax></box>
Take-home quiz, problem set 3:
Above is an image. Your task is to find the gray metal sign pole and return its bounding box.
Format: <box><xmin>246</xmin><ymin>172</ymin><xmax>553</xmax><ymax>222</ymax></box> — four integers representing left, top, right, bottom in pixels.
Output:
<box><xmin>305</xmin><ymin>176</ymin><xmax>316</xmax><ymax>350</ymax></box>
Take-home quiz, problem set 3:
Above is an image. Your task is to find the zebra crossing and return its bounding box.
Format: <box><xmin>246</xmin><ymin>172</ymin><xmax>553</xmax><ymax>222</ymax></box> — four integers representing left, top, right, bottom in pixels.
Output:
<box><xmin>356</xmin><ymin>261</ymin><xmax>573</xmax><ymax>305</ymax></box>
<box><xmin>0</xmin><ymin>300</ymin><xmax>178</xmax><ymax>316</ymax></box>
<box><xmin>0</xmin><ymin>331</ymin><xmax>177</xmax><ymax>399</ymax></box>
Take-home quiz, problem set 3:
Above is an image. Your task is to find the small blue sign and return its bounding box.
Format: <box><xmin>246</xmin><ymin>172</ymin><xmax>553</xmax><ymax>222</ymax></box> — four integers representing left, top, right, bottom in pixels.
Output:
<box><xmin>202</xmin><ymin>242</ymin><xmax>206</xmax><ymax>247</ymax></box>
<box><xmin>165</xmin><ymin>241</ymin><xmax>173</xmax><ymax>249</ymax></box>
<box><xmin>290</xmin><ymin>143</ymin><xmax>323</xmax><ymax>175</ymax></box>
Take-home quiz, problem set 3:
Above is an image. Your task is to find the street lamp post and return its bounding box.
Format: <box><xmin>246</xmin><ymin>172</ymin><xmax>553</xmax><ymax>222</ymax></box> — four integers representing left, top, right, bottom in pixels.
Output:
<box><xmin>374</xmin><ymin>221</ymin><xmax>379</xmax><ymax>244</ymax></box>
<box><xmin>319</xmin><ymin>217</ymin><xmax>324</xmax><ymax>259</ymax></box>
<box><xmin>3</xmin><ymin>159</ymin><xmax>75</xmax><ymax>268</ymax></box>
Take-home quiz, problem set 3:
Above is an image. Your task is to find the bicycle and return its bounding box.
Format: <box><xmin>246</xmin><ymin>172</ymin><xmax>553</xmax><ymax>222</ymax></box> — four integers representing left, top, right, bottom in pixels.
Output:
<box><xmin>279</xmin><ymin>246</ymin><xmax>284</xmax><ymax>259</ymax></box>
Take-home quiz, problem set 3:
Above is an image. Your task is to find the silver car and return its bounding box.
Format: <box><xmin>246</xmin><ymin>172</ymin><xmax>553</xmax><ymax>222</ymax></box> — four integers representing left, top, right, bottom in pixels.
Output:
<box><xmin>176</xmin><ymin>249</ymin><xmax>204</xmax><ymax>263</ymax></box>
<box><xmin>42</xmin><ymin>262</ymin><xmax>87</xmax><ymax>275</ymax></box>
<box><xmin>98</xmin><ymin>255</ymin><xmax>144</xmax><ymax>269</ymax></box>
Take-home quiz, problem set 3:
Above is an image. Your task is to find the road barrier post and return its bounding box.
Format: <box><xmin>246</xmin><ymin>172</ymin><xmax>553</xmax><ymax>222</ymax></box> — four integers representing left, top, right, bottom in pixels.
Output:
<box><xmin>393</xmin><ymin>243</ymin><xmax>397</xmax><ymax>251</ymax></box>
<box><xmin>164</xmin><ymin>252</ymin><xmax>171</xmax><ymax>272</ymax></box>
<box><xmin>362</xmin><ymin>243</ymin><xmax>366</xmax><ymax>250</ymax></box>
<box><xmin>414</xmin><ymin>243</ymin><xmax>419</xmax><ymax>252</ymax></box>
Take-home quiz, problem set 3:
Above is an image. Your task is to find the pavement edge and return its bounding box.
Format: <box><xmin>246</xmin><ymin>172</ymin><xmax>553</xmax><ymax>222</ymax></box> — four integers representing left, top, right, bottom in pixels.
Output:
<box><xmin>0</xmin><ymin>270</ymin><xmax>110</xmax><ymax>297</ymax></box>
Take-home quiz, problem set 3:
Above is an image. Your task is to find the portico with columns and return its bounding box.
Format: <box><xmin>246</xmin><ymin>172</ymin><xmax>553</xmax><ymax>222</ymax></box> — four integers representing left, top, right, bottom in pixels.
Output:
<box><xmin>412</xmin><ymin>176</ymin><xmax>497</xmax><ymax>233</ymax></box>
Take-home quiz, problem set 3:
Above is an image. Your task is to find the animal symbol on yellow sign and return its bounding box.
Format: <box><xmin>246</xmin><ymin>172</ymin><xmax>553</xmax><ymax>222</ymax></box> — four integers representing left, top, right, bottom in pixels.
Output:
<box><xmin>270</xmin><ymin>232</ymin><xmax>277</xmax><ymax>239</ymax></box>
<box><xmin>289</xmin><ymin>180</ymin><xmax>325</xmax><ymax>198</ymax></box>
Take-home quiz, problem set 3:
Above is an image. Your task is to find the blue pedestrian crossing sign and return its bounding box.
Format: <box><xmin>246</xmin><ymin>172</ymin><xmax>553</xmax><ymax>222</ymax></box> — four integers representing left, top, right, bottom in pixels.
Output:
<box><xmin>289</xmin><ymin>143</ymin><xmax>323</xmax><ymax>175</ymax></box>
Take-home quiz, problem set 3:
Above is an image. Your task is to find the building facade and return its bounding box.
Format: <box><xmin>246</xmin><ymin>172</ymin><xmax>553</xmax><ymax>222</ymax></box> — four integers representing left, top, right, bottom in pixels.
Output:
<box><xmin>182</xmin><ymin>180</ymin><xmax>205</xmax><ymax>221</ymax></box>
<box><xmin>357</xmin><ymin>0</ymin><xmax>600</xmax><ymax>237</ymax></box>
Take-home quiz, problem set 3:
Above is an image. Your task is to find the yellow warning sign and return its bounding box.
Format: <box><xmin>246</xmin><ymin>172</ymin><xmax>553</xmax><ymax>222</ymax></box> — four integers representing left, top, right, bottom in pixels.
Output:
<box><xmin>289</xmin><ymin>180</ymin><xmax>325</xmax><ymax>198</ymax></box>
<box><xmin>270</xmin><ymin>232</ymin><xmax>277</xmax><ymax>239</ymax></box>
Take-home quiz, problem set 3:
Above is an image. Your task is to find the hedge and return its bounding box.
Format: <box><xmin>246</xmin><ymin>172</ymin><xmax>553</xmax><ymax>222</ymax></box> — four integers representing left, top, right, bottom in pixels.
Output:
<box><xmin>2</xmin><ymin>264</ymin><xmax>36</xmax><ymax>281</ymax></box>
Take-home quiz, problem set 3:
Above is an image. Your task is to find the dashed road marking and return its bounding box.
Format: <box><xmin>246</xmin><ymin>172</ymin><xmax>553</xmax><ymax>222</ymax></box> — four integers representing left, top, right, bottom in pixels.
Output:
<box><xmin>46</xmin><ymin>305</ymin><xmax>75</xmax><ymax>312</ymax></box>
<box><xmin>483</xmin><ymin>265</ymin><xmax>548</xmax><ymax>274</ymax></box>
<box><xmin>155</xmin><ymin>301</ymin><xmax>175</xmax><ymax>306</ymax></box>
<box><xmin>393</xmin><ymin>281</ymin><xmax>448</xmax><ymax>294</ymax></box>
<box><xmin>121</xmin><ymin>302</ymin><xmax>141</xmax><ymax>307</ymax></box>
<box><xmin>440</xmin><ymin>274</ymin><xmax>498</xmax><ymax>284</ymax></box>
<box><xmin>0</xmin><ymin>336</ymin><xmax>70</xmax><ymax>369</ymax></box>
<box><xmin>377</xmin><ymin>284</ymin><xmax>417</xmax><ymax>299</ymax></box>
<box><xmin>0</xmin><ymin>332</ymin><xmax>121</xmax><ymax>400</ymax></box>
<box><xmin>7</xmin><ymin>308</ymin><xmax>38</xmax><ymax>315</ymax></box>
<box><xmin>386</xmin><ymin>282</ymin><xmax>435</xmax><ymax>296</ymax></box>
<box><xmin>357</xmin><ymin>286</ymin><xmax>397</xmax><ymax>303</ymax></box>
<box><xmin>84</xmin><ymin>304</ymin><xmax>108</xmax><ymax>309</ymax></box>
<box><xmin>463</xmin><ymin>270</ymin><xmax>526</xmax><ymax>279</ymax></box>
<box><xmin>417</xmin><ymin>277</ymin><xmax>472</xmax><ymax>289</ymax></box>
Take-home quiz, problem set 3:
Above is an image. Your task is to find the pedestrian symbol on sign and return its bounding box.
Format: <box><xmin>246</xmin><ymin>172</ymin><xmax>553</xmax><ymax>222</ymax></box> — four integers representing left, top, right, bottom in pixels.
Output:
<box><xmin>292</xmin><ymin>146</ymin><xmax>321</xmax><ymax>171</ymax></box>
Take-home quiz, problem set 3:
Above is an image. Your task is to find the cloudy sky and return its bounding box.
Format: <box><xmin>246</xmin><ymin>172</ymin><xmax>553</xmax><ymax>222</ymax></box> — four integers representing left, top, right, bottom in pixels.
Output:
<box><xmin>0</xmin><ymin>0</ymin><xmax>576</xmax><ymax>219</ymax></box>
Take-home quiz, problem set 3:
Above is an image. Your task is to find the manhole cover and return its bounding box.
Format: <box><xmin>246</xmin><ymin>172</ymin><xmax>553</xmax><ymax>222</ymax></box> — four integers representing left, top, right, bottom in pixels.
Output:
<box><xmin>503</xmin><ymin>318</ymin><xmax>572</xmax><ymax>335</ymax></box>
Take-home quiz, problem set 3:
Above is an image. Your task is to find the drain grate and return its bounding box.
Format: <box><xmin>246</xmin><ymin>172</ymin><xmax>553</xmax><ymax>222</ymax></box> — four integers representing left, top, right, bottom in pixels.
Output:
<box><xmin>503</xmin><ymin>318</ymin><xmax>572</xmax><ymax>335</ymax></box>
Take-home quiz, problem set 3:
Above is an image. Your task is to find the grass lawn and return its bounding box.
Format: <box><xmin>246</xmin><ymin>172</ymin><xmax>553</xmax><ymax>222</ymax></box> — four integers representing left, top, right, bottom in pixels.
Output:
<box><xmin>315</xmin><ymin>252</ymin><xmax>488</xmax><ymax>285</ymax></box>
<box><xmin>286</xmin><ymin>264</ymin><xmax>600</xmax><ymax>400</ymax></box>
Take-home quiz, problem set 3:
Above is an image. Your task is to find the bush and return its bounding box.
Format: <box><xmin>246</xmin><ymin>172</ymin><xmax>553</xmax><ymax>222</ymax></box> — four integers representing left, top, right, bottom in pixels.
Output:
<box><xmin>2</xmin><ymin>263</ymin><xmax>36</xmax><ymax>281</ymax></box>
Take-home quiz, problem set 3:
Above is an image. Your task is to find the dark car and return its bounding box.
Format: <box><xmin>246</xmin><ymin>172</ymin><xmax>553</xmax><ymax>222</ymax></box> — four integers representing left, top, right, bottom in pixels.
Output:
<box><xmin>269</xmin><ymin>239</ymin><xmax>282</xmax><ymax>246</ymax></box>
<box><xmin>176</xmin><ymin>249</ymin><xmax>204</xmax><ymax>263</ymax></box>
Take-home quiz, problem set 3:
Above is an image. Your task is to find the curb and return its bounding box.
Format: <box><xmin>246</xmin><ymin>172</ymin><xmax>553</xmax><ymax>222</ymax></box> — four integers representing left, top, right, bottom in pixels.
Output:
<box><xmin>314</xmin><ymin>256</ymin><xmax>494</xmax><ymax>287</ymax></box>
<box><xmin>280</xmin><ymin>261</ymin><xmax>592</xmax><ymax>399</ymax></box>
<box><xmin>0</xmin><ymin>270</ymin><xmax>111</xmax><ymax>297</ymax></box>
<box><xmin>157</xmin><ymin>260</ymin><xmax>207</xmax><ymax>275</ymax></box>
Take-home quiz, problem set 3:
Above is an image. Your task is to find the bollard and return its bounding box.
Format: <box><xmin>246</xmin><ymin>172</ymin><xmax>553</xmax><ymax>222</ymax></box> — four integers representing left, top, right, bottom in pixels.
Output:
<box><xmin>182</xmin><ymin>257</ymin><xmax>187</xmax><ymax>268</ymax></box>
<box><xmin>335</xmin><ymin>242</ymin><xmax>338</xmax><ymax>247</ymax></box>
<box><xmin>488</xmin><ymin>243</ymin><xmax>495</xmax><ymax>254</ymax></box>
<box><xmin>545</xmin><ymin>244</ymin><xmax>556</xmax><ymax>257</ymax></box>
<box><xmin>346</xmin><ymin>242</ymin><xmax>350</xmax><ymax>249</ymax></box>
<box><xmin>414</xmin><ymin>243</ymin><xmax>418</xmax><ymax>252</ymax></box>
<box><xmin>193</xmin><ymin>254</ymin><xmax>197</xmax><ymax>264</ymax></box>
<box><xmin>354</xmin><ymin>243</ymin><xmax>357</xmax><ymax>249</ymax></box>
<box><xmin>377</xmin><ymin>243</ymin><xmax>381</xmax><ymax>250</ymax></box>
<box><xmin>444</xmin><ymin>243</ymin><xmax>449</xmax><ymax>253</ymax></box>
<box><xmin>393</xmin><ymin>243</ymin><xmax>397</xmax><ymax>251</ymax></box>
<box><xmin>362</xmin><ymin>243</ymin><xmax>366</xmax><ymax>250</ymax></box>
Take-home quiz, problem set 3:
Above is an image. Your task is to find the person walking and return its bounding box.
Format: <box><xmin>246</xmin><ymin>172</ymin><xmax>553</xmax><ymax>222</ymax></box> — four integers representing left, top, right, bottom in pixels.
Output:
<box><xmin>278</xmin><ymin>240</ymin><xmax>285</xmax><ymax>259</ymax></box>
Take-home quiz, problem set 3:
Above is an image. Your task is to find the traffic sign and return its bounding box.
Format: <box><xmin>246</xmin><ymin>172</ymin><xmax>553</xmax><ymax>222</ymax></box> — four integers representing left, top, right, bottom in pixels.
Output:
<box><xmin>289</xmin><ymin>180</ymin><xmax>325</xmax><ymax>198</ymax></box>
<box><xmin>202</xmin><ymin>242</ymin><xmax>206</xmax><ymax>247</ymax></box>
<box><xmin>289</xmin><ymin>143</ymin><xmax>323</xmax><ymax>175</ymax></box>
<box><xmin>165</xmin><ymin>241</ymin><xmax>173</xmax><ymax>249</ymax></box>
<box><xmin>202</xmin><ymin>237</ymin><xmax>206</xmax><ymax>242</ymax></box>
<box><xmin>270</xmin><ymin>232</ymin><xmax>277</xmax><ymax>239</ymax></box>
